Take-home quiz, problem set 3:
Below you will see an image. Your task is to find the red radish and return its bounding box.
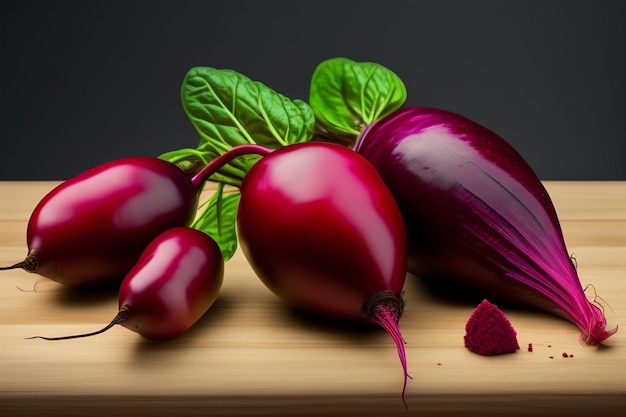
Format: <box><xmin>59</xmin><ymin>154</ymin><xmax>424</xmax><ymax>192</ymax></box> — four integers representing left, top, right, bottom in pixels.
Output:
<box><xmin>235</xmin><ymin>142</ymin><xmax>410</xmax><ymax>405</ymax></box>
<box><xmin>27</xmin><ymin>226</ymin><xmax>224</xmax><ymax>340</ymax></box>
<box><xmin>1</xmin><ymin>146</ymin><xmax>267</xmax><ymax>288</ymax></box>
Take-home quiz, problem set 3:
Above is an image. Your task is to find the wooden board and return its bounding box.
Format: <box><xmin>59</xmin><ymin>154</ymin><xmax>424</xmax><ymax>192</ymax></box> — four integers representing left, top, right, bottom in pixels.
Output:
<box><xmin>1</xmin><ymin>181</ymin><xmax>625</xmax><ymax>416</ymax></box>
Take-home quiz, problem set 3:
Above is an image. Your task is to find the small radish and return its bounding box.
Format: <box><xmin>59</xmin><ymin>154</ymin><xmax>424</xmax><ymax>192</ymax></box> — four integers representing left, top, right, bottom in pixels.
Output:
<box><xmin>27</xmin><ymin>226</ymin><xmax>224</xmax><ymax>340</ymax></box>
<box><xmin>235</xmin><ymin>142</ymin><xmax>411</xmax><ymax>405</ymax></box>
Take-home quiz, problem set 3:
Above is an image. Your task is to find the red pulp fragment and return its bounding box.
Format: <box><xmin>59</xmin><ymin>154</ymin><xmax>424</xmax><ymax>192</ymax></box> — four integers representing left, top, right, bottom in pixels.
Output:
<box><xmin>464</xmin><ymin>299</ymin><xmax>520</xmax><ymax>356</ymax></box>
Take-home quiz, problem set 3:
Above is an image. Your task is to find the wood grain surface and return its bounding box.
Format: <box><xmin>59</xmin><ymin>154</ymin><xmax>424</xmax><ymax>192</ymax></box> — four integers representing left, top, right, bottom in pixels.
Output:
<box><xmin>1</xmin><ymin>181</ymin><xmax>625</xmax><ymax>416</ymax></box>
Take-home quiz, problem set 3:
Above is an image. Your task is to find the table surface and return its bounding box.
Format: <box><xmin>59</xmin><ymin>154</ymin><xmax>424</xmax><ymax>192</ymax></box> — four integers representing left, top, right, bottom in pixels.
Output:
<box><xmin>1</xmin><ymin>181</ymin><xmax>625</xmax><ymax>416</ymax></box>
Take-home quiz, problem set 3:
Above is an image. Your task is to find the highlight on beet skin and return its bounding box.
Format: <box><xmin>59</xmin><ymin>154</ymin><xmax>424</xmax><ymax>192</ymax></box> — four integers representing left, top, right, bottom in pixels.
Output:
<box><xmin>464</xmin><ymin>299</ymin><xmax>520</xmax><ymax>356</ymax></box>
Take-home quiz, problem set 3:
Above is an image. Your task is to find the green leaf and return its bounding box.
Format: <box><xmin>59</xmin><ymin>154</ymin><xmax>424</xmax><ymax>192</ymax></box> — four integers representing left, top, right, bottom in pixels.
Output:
<box><xmin>192</xmin><ymin>183</ymin><xmax>241</xmax><ymax>261</ymax></box>
<box><xmin>181</xmin><ymin>67</ymin><xmax>315</xmax><ymax>183</ymax></box>
<box><xmin>309</xmin><ymin>57</ymin><xmax>407</xmax><ymax>138</ymax></box>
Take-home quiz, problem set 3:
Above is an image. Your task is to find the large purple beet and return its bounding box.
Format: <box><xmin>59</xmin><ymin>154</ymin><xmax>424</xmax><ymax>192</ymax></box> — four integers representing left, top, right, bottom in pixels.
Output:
<box><xmin>354</xmin><ymin>106</ymin><xmax>616</xmax><ymax>345</ymax></box>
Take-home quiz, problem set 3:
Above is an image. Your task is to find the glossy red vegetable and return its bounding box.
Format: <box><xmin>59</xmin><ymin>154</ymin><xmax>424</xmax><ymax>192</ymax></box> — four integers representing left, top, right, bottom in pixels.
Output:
<box><xmin>27</xmin><ymin>226</ymin><xmax>224</xmax><ymax>340</ymax></box>
<box><xmin>1</xmin><ymin>157</ymin><xmax>199</xmax><ymax>287</ymax></box>
<box><xmin>0</xmin><ymin>146</ymin><xmax>266</xmax><ymax>288</ymax></box>
<box><xmin>352</xmin><ymin>106</ymin><xmax>617</xmax><ymax>345</ymax></box>
<box><xmin>235</xmin><ymin>142</ymin><xmax>410</xmax><ymax>404</ymax></box>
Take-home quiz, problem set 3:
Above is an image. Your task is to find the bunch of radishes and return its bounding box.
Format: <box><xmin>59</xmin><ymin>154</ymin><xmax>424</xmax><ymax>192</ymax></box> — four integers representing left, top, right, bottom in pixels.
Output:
<box><xmin>2</xmin><ymin>59</ymin><xmax>617</xmax><ymax>407</ymax></box>
<box><xmin>1</xmin><ymin>71</ymin><xmax>413</xmax><ymax>402</ymax></box>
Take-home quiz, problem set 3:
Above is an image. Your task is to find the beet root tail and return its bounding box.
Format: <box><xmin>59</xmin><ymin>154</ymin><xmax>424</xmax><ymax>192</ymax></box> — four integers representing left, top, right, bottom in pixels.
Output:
<box><xmin>577</xmin><ymin>299</ymin><xmax>618</xmax><ymax>345</ymax></box>
<box><xmin>25</xmin><ymin>305</ymin><xmax>132</xmax><ymax>341</ymax></box>
<box><xmin>0</xmin><ymin>255</ymin><xmax>38</xmax><ymax>272</ymax></box>
<box><xmin>361</xmin><ymin>291</ymin><xmax>410</xmax><ymax>409</ymax></box>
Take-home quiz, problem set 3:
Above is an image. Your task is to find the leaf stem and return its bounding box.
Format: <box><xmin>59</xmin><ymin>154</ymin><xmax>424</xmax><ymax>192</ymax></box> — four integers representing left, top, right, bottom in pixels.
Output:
<box><xmin>190</xmin><ymin>144</ymin><xmax>272</xmax><ymax>191</ymax></box>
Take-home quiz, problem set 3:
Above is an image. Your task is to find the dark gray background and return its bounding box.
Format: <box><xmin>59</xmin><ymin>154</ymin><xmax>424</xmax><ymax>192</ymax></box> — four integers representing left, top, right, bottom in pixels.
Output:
<box><xmin>1</xmin><ymin>0</ymin><xmax>624</xmax><ymax>180</ymax></box>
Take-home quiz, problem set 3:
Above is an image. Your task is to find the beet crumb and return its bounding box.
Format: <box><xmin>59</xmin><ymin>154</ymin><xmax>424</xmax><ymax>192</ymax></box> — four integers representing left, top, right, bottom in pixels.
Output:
<box><xmin>562</xmin><ymin>352</ymin><xmax>569</xmax><ymax>358</ymax></box>
<box><xmin>528</xmin><ymin>343</ymin><xmax>533</xmax><ymax>352</ymax></box>
<box><xmin>463</xmin><ymin>299</ymin><xmax>520</xmax><ymax>356</ymax></box>
<box><xmin>549</xmin><ymin>356</ymin><xmax>554</xmax><ymax>359</ymax></box>
<box><xmin>569</xmin><ymin>354</ymin><xmax>574</xmax><ymax>358</ymax></box>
